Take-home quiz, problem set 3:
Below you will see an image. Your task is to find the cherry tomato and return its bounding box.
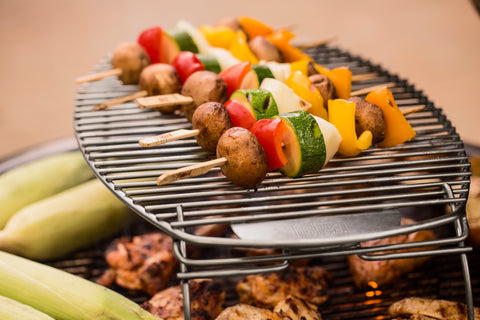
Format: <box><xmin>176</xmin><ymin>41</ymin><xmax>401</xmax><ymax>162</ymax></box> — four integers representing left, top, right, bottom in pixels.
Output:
<box><xmin>172</xmin><ymin>51</ymin><xmax>205</xmax><ymax>84</ymax></box>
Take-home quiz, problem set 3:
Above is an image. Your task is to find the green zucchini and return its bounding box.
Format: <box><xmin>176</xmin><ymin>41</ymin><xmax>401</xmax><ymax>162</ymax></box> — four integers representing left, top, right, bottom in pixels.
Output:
<box><xmin>252</xmin><ymin>64</ymin><xmax>275</xmax><ymax>85</ymax></box>
<box><xmin>196</xmin><ymin>54</ymin><xmax>222</xmax><ymax>73</ymax></box>
<box><xmin>276</xmin><ymin>110</ymin><xmax>326</xmax><ymax>178</ymax></box>
<box><xmin>166</xmin><ymin>27</ymin><xmax>199</xmax><ymax>53</ymax></box>
<box><xmin>175</xmin><ymin>20</ymin><xmax>211</xmax><ymax>54</ymax></box>
<box><xmin>230</xmin><ymin>89</ymin><xmax>279</xmax><ymax>121</ymax></box>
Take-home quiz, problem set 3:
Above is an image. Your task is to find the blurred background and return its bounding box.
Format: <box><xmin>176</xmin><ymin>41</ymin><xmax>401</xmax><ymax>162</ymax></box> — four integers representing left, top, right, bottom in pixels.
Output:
<box><xmin>0</xmin><ymin>0</ymin><xmax>479</xmax><ymax>159</ymax></box>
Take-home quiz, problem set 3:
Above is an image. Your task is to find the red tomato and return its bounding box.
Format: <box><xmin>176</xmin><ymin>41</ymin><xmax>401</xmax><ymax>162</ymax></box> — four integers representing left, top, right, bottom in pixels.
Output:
<box><xmin>224</xmin><ymin>99</ymin><xmax>256</xmax><ymax>130</ymax></box>
<box><xmin>219</xmin><ymin>61</ymin><xmax>252</xmax><ymax>97</ymax></box>
<box><xmin>172</xmin><ymin>51</ymin><xmax>205</xmax><ymax>84</ymax></box>
<box><xmin>250</xmin><ymin>118</ymin><xmax>288</xmax><ymax>171</ymax></box>
<box><xmin>137</xmin><ymin>26</ymin><xmax>163</xmax><ymax>63</ymax></box>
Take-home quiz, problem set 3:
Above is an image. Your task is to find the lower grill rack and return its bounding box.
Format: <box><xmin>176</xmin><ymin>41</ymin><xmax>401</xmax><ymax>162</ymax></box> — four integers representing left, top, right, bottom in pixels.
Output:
<box><xmin>74</xmin><ymin>44</ymin><xmax>474</xmax><ymax>319</ymax></box>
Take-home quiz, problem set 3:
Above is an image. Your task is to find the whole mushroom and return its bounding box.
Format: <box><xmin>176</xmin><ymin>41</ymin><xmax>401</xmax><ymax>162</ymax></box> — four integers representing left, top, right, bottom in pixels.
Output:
<box><xmin>309</xmin><ymin>74</ymin><xmax>336</xmax><ymax>109</ymax></box>
<box><xmin>111</xmin><ymin>42</ymin><xmax>150</xmax><ymax>84</ymax></box>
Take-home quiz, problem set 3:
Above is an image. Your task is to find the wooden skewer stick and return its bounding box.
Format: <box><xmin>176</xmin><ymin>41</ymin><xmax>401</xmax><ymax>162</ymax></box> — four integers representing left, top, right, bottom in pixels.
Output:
<box><xmin>295</xmin><ymin>36</ymin><xmax>338</xmax><ymax>50</ymax></box>
<box><xmin>157</xmin><ymin>157</ymin><xmax>227</xmax><ymax>185</ymax></box>
<box><xmin>94</xmin><ymin>90</ymin><xmax>148</xmax><ymax>110</ymax></box>
<box><xmin>352</xmin><ymin>73</ymin><xmax>380</xmax><ymax>82</ymax></box>
<box><xmin>350</xmin><ymin>82</ymin><xmax>397</xmax><ymax>97</ymax></box>
<box><xmin>139</xmin><ymin>129</ymin><xmax>200</xmax><ymax>147</ymax></box>
<box><xmin>135</xmin><ymin>93</ymin><xmax>194</xmax><ymax>109</ymax></box>
<box><xmin>75</xmin><ymin>68</ymin><xmax>122</xmax><ymax>84</ymax></box>
<box><xmin>401</xmin><ymin>106</ymin><xmax>425</xmax><ymax>115</ymax></box>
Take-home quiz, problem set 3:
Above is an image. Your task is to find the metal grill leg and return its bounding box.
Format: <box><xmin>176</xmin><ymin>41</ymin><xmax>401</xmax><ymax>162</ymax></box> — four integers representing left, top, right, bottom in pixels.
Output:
<box><xmin>175</xmin><ymin>205</ymin><xmax>192</xmax><ymax>320</ymax></box>
<box><xmin>460</xmin><ymin>252</ymin><xmax>474</xmax><ymax>320</ymax></box>
<box><xmin>457</xmin><ymin>216</ymin><xmax>475</xmax><ymax>320</ymax></box>
<box><xmin>178</xmin><ymin>238</ymin><xmax>192</xmax><ymax>320</ymax></box>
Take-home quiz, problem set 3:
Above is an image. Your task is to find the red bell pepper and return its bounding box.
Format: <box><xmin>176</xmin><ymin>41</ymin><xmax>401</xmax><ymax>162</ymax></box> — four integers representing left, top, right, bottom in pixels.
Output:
<box><xmin>172</xmin><ymin>51</ymin><xmax>205</xmax><ymax>84</ymax></box>
<box><xmin>137</xmin><ymin>26</ymin><xmax>164</xmax><ymax>64</ymax></box>
<box><xmin>250</xmin><ymin>118</ymin><xmax>288</xmax><ymax>171</ymax></box>
<box><xmin>224</xmin><ymin>99</ymin><xmax>256</xmax><ymax>130</ymax></box>
<box><xmin>219</xmin><ymin>61</ymin><xmax>252</xmax><ymax>97</ymax></box>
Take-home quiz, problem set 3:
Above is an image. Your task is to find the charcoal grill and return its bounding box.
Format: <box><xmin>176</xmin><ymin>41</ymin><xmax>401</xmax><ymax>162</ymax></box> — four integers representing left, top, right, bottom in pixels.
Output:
<box><xmin>74</xmin><ymin>44</ymin><xmax>475</xmax><ymax>319</ymax></box>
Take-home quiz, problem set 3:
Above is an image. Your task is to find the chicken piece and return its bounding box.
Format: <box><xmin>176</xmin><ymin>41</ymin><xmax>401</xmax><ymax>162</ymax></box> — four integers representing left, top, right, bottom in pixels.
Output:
<box><xmin>347</xmin><ymin>218</ymin><xmax>436</xmax><ymax>288</ymax></box>
<box><xmin>273</xmin><ymin>296</ymin><xmax>322</xmax><ymax>320</ymax></box>
<box><xmin>236</xmin><ymin>265</ymin><xmax>329</xmax><ymax>309</ymax></box>
<box><xmin>387</xmin><ymin>297</ymin><xmax>480</xmax><ymax>320</ymax></box>
<box><xmin>96</xmin><ymin>232</ymin><xmax>178</xmax><ymax>295</ymax></box>
<box><xmin>142</xmin><ymin>279</ymin><xmax>226</xmax><ymax>320</ymax></box>
<box><xmin>215</xmin><ymin>297</ymin><xmax>322</xmax><ymax>320</ymax></box>
<box><xmin>215</xmin><ymin>304</ymin><xmax>281</xmax><ymax>320</ymax></box>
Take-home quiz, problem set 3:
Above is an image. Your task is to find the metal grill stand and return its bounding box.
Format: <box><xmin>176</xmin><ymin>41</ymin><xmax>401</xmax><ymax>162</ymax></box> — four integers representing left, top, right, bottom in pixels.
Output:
<box><xmin>74</xmin><ymin>45</ymin><xmax>474</xmax><ymax>319</ymax></box>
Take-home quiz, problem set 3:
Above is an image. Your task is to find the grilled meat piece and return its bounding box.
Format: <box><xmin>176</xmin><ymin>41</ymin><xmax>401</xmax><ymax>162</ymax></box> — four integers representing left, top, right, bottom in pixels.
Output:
<box><xmin>389</xmin><ymin>315</ymin><xmax>446</xmax><ymax>319</ymax></box>
<box><xmin>387</xmin><ymin>297</ymin><xmax>480</xmax><ymax>320</ymax></box>
<box><xmin>96</xmin><ymin>232</ymin><xmax>178</xmax><ymax>295</ymax></box>
<box><xmin>215</xmin><ymin>304</ymin><xmax>281</xmax><ymax>320</ymax></box>
<box><xmin>142</xmin><ymin>279</ymin><xmax>226</xmax><ymax>320</ymax></box>
<box><xmin>273</xmin><ymin>296</ymin><xmax>322</xmax><ymax>320</ymax></box>
<box><xmin>236</xmin><ymin>265</ymin><xmax>329</xmax><ymax>309</ymax></box>
<box><xmin>347</xmin><ymin>219</ymin><xmax>436</xmax><ymax>288</ymax></box>
<box><xmin>215</xmin><ymin>296</ymin><xmax>322</xmax><ymax>320</ymax></box>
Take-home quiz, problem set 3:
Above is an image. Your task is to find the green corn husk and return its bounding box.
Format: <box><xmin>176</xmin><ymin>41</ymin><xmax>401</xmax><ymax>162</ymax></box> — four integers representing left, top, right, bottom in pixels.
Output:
<box><xmin>0</xmin><ymin>295</ymin><xmax>55</xmax><ymax>320</ymax></box>
<box><xmin>0</xmin><ymin>250</ymin><xmax>163</xmax><ymax>320</ymax></box>
<box><xmin>0</xmin><ymin>151</ymin><xmax>94</xmax><ymax>228</ymax></box>
<box><xmin>0</xmin><ymin>179</ymin><xmax>133</xmax><ymax>260</ymax></box>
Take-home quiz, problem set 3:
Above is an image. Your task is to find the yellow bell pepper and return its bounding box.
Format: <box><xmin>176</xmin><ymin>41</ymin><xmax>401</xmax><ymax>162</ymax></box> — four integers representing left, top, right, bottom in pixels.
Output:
<box><xmin>328</xmin><ymin>99</ymin><xmax>373</xmax><ymax>157</ymax></box>
<box><xmin>327</xmin><ymin>67</ymin><xmax>352</xmax><ymax>99</ymax></box>
<box><xmin>290</xmin><ymin>60</ymin><xmax>310</xmax><ymax>76</ymax></box>
<box><xmin>229</xmin><ymin>30</ymin><xmax>259</xmax><ymax>64</ymax></box>
<box><xmin>365</xmin><ymin>87</ymin><xmax>416</xmax><ymax>148</ymax></box>
<box><xmin>285</xmin><ymin>71</ymin><xmax>327</xmax><ymax>120</ymax></box>
<box><xmin>198</xmin><ymin>25</ymin><xmax>236</xmax><ymax>49</ymax></box>
<box><xmin>313</xmin><ymin>63</ymin><xmax>330</xmax><ymax>75</ymax></box>
<box><xmin>238</xmin><ymin>16</ymin><xmax>274</xmax><ymax>39</ymax></box>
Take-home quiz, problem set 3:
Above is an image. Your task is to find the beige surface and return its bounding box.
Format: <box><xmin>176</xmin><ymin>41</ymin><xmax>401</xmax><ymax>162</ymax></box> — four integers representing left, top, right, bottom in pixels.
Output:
<box><xmin>0</xmin><ymin>0</ymin><xmax>479</xmax><ymax>159</ymax></box>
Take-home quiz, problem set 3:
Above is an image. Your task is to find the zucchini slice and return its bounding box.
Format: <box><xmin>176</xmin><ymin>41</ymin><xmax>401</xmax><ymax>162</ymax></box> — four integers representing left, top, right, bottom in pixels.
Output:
<box><xmin>196</xmin><ymin>54</ymin><xmax>222</xmax><ymax>73</ymax></box>
<box><xmin>252</xmin><ymin>64</ymin><xmax>275</xmax><ymax>85</ymax></box>
<box><xmin>230</xmin><ymin>89</ymin><xmax>279</xmax><ymax>121</ymax></box>
<box><xmin>166</xmin><ymin>27</ymin><xmax>199</xmax><ymax>53</ymax></box>
<box><xmin>277</xmin><ymin>110</ymin><xmax>327</xmax><ymax>178</ymax></box>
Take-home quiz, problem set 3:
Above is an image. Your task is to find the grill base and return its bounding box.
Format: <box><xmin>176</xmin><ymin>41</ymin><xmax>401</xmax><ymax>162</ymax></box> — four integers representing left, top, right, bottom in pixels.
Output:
<box><xmin>47</xmin><ymin>218</ymin><xmax>480</xmax><ymax>319</ymax></box>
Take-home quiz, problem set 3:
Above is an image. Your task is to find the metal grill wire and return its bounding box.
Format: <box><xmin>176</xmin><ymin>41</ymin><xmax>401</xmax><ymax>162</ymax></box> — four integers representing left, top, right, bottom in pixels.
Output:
<box><xmin>74</xmin><ymin>44</ymin><xmax>474</xmax><ymax>318</ymax></box>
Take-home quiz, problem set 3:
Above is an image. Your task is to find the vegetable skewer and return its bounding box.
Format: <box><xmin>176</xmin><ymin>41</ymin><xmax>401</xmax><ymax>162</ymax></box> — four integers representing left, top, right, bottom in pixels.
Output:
<box><xmin>156</xmin><ymin>110</ymin><xmax>342</xmax><ymax>188</ymax></box>
<box><xmin>140</xmin><ymin>86</ymin><xmax>418</xmax><ymax>171</ymax></box>
<box><xmin>137</xmin><ymin>78</ymin><xmax>400</xmax><ymax>152</ymax></box>
<box><xmin>75</xmin><ymin>17</ymin><xmax>382</xmax><ymax>110</ymax></box>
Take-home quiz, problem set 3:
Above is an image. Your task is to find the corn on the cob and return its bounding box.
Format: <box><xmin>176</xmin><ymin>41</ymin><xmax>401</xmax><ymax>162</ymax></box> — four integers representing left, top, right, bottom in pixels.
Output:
<box><xmin>0</xmin><ymin>151</ymin><xmax>94</xmax><ymax>228</ymax></box>
<box><xmin>0</xmin><ymin>250</ymin><xmax>163</xmax><ymax>320</ymax></box>
<box><xmin>0</xmin><ymin>179</ymin><xmax>133</xmax><ymax>260</ymax></box>
<box><xmin>0</xmin><ymin>295</ymin><xmax>55</xmax><ymax>320</ymax></box>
